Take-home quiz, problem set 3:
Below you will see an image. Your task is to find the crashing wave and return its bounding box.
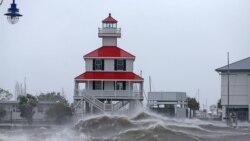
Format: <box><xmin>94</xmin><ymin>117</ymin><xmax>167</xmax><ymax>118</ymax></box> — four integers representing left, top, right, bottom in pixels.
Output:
<box><xmin>130</xmin><ymin>111</ymin><xmax>153</xmax><ymax>120</ymax></box>
<box><xmin>75</xmin><ymin>115</ymin><xmax>136</xmax><ymax>138</ymax></box>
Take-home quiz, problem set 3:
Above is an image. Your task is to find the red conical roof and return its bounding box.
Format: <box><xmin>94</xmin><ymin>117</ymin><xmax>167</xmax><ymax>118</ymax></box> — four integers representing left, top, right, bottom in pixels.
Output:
<box><xmin>102</xmin><ymin>13</ymin><xmax>117</xmax><ymax>23</ymax></box>
<box><xmin>84</xmin><ymin>46</ymin><xmax>135</xmax><ymax>58</ymax></box>
<box><xmin>75</xmin><ymin>72</ymin><xmax>143</xmax><ymax>81</ymax></box>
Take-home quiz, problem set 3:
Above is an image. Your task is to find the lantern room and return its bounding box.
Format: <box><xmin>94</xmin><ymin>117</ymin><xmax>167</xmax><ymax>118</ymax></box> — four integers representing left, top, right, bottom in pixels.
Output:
<box><xmin>102</xmin><ymin>13</ymin><xmax>117</xmax><ymax>28</ymax></box>
<box><xmin>98</xmin><ymin>13</ymin><xmax>121</xmax><ymax>46</ymax></box>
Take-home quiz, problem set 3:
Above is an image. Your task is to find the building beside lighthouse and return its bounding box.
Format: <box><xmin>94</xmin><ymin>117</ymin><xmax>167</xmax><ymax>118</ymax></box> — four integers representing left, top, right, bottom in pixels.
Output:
<box><xmin>216</xmin><ymin>57</ymin><xmax>250</xmax><ymax>121</ymax></box>
<box><xmin>73</xmin><ymin>14</ymin><xmax>144</xmax><ymax>114</ymax></box>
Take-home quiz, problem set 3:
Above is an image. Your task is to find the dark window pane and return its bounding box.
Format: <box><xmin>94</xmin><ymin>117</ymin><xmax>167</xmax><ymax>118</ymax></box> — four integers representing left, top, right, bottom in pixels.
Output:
<box><xmin>93</xmin><ymin>81</ymin><xmax>102</xmax><ymax>90</ymax></box>
<box><xmin>114</xmin><ymin>59</ymin><xmax>117</xmax><ymax>70</ymax></box>
<box><xmin>116</xmin><ymin>81</ymin><xmax>126</xmax><ymax>90</ymax></box>
<box><xmin>102</xmin><ymin>59</ymin><xmax>104</xmax><ymax>70</ymax></box>
<box><xmin>94</xmin><ymin>59</ymin><xmax>104</xmax><ymax>70</ymax></box>
<box><xmin>115</xmin><ymin>59</ymin><xmax>126</xmax><ymax>71</ymax></box>
<box><xmin>123</xmin><ymin>60</ymin><xmax>126</xmax><ymax>71</ymax></box>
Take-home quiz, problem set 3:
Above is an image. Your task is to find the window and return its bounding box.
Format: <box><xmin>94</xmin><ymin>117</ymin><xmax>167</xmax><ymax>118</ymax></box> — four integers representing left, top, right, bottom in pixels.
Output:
<box><xmin>115</xmin><ymin>81</ymin><xmax>126</xmax><ymax>90</ymax></box>
<box><xmin>103</xmin><ymin>23</ymin><xmax>107</xmax><ymax>28</ymax></box>
<box><xmin>93</xmin><ymin>59</ymin><xmax>104</xmax><ymax>70</ymax></box>
<box><xmin>115</xmin><ymin>59</ymin><xmax>126</xmax><ymax>71</ymax></box>
<box><xmin>103</xmin><ymin>23</ymin><xmax>117</xmax><ymax>28</ymax></box>
<box><xmin>93</xmin><ymin>81</ymin><xmax>104</xmax><ymax>90</ymax></box>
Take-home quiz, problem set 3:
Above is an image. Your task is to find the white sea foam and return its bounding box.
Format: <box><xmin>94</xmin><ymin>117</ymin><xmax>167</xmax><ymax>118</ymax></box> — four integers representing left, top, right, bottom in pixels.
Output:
<box><xmin>1</xmin><ymin>110</ymin><xmax>250</xmax><ymax>141</ymax></box>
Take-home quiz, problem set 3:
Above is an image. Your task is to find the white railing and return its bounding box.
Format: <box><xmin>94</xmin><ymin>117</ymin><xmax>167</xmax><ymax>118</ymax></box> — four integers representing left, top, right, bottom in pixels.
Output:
<box><xmin>78</xmin><ymin>92</ymin><xmax>131</xmax><ymax>112</ymax></box>
<box><xmin>82</xmin><ymin>93</ymin><xmax>129</xmax><ymax>112</ymax></box>
<box><xmin>82</xmin><ymin>92</ymin><xmax>113</xmax><ymax>112</ymax></box>
<box><xmin>77</xmin><ymin>90</ymin><xmax>143</xmax><ymax>99</ymax></box>
<box><xmin>98</xmin><ymin>28</ymin><xmax>121</xmax><ymax>34</ymax></box>
<box><xmin>74</xmin><ymin>90</ymin><xmax>143</xmax><ymax>112</ymax></box>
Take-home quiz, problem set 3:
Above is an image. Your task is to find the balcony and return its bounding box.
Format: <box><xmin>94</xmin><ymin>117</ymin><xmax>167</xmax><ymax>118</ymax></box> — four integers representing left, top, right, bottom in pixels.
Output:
<box><xmin>98</xmin><ymin>28</ymin><xmax>121</xmax><ymax>37</ymax></box>
<box><xmin>74</xmin><ymin>89</ymin><xmax>143</xmax><ymax>100</ymax></box>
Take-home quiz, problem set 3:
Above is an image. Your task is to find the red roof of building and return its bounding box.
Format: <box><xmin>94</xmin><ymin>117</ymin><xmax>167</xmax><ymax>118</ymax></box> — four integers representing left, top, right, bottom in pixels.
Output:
<box><xmin>84</xmin><ymin>46</ymin><xmax>135</xmax><ymax>58</ymax></box>
<box><xmin>75</xmin><ymin>72</ymin><xmax>143</xmax><ymax>81</ymax></box>
<box><xmin>102</xmin><ymin>13</ymin><xmax>117</xmax><ymax>23</ymax></box>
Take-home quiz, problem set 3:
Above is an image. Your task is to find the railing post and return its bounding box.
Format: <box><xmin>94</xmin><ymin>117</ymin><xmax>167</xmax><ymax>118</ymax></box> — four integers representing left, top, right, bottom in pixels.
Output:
<box><xmin>115</xmin><ymin>81</ymin><xmax>116</xmax><ymax>98</ymax></box>
<box><xmin>74</xmin><ymin>81</ymin><xmax>79</xmax><ymax>96</ymax></box>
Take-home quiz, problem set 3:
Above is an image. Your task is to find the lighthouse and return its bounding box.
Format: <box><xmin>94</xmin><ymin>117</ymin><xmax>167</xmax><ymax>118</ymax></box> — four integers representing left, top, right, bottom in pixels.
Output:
<box><xmin>73</xmin><ymin>14</ymin><xmax>144</xmax><ymax>114</ymax></box>
<box><xmin>99</xmin><ymin>13</ymin><xmax>121</xmax><ymax>46</ymax></box>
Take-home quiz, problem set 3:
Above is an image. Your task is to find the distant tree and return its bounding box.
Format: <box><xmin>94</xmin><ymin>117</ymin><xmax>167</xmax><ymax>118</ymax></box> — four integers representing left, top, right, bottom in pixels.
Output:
<box><xmin>187</xmin><ymin>97</ymin><xmax>200</xmax><ymax>118</ymax></box>
<box><xmin>0</xmin><ymin>106</ymin><xmax>6</xmax><ymax>121</ymax></box>
<box><xmin>37</xmin><ymin>92</ymin><xmax>67</xmax><ymax>104</ymax></box>
<box><xmin>0</xmin><ymin>88</ymin><xmax>13</xmax><ymax>101</ymax></box>
<box><xmin>38</xmin><ymin>92</ymin><xmax>73</xmax><ymax>124</ymax></box>
<box><xmin>18</xmin><ymin>94</ymin><xmax>38</xmax><ymax>124</ymax></box>
<box><xmin>46</xmin><ymin>102</ymin><xmax>73</xmax><ymax>124</ymax></box>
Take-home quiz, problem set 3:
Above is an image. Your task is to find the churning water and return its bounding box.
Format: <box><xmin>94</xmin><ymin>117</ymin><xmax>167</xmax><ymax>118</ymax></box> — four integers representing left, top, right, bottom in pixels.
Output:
<box><xmin>1</xmin><ymin>111</ymin><xmax>250</xmax><ymax>141</ymax></box>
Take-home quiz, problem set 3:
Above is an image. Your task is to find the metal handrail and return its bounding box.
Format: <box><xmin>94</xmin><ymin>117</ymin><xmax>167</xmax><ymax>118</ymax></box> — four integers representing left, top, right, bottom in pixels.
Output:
<box><xmin>82</xmin><ymin>93</ymin><xmax>113</xmax><ymax>111</ymax></box>
<box><xmin>77</xmin><ymin>90</ymin><xmax>143</xmax><ymax>112</ymax></box>
<box><xmin>81</xmin><ymin>92</ymin><xmax>131</xmax><ymax>112</ymax></box>
<box><xmin>113</xmin><ymin>101</ymin><xmax>129</xmax><ymax>111</ymax></box>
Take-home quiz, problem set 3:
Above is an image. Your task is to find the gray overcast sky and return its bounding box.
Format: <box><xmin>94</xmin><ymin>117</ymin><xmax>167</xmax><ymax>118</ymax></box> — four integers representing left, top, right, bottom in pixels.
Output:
<box><xmin>1</xmin><ymin>0</ymin><xmax>250</xmax><ymax>108</ymax></box>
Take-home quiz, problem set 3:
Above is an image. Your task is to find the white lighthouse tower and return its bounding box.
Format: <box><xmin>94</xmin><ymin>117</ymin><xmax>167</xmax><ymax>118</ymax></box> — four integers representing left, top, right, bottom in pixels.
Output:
<box><xmin>99</xmin><ymin>13</ymin><xmax>121</xmax><ymax>46</ymax></box>
<box><xmin>74</xmin><ymin>14</ymin><xmax>144</xmax><ymax>115</ymax></box>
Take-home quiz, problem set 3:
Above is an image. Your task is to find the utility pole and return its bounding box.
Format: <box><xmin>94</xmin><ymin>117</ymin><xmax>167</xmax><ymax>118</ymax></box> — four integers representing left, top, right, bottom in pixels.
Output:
<box><xmin>24</xmin><ymin>77</ymin><xmax>26</xmax><ymax>95</ymax></box>
<box><xmin>149</xmin><ymin>76</ymin><xmax>152</xmax><ymax>92</ymax></box>
<box><xmin>227</xmin><ymin>52</ymin><xmax>230</xmax><ymax>126</ymax></box>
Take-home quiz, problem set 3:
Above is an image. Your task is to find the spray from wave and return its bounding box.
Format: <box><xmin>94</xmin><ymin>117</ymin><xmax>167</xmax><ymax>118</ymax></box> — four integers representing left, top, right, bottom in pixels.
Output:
<box><xmin>74</xmin><ymin>111</ymin><xmax>250</xmax><ymax>141</ymax></box>
<box><xmin>1</xmin><ymin>110</ymin><xmax>250</xmax><ymax>141</ymax></box>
